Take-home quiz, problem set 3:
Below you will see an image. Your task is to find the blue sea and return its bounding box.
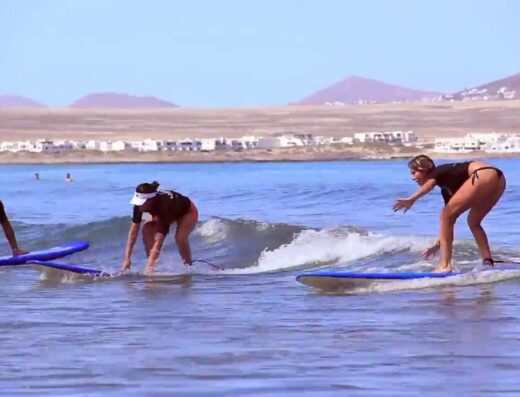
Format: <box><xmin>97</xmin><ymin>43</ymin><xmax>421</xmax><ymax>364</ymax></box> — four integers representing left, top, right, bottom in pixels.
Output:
<box><xmin>1</xmin><ymin>159</ymin><xmax>520</xmax><ymax>396</ymax></box>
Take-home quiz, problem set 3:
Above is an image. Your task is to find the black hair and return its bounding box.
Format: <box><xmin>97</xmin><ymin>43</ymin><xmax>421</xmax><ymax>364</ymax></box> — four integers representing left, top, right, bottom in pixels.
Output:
<box><xmin>408</xmin><ymin>155</ymin><xmax>435</xmax><ymax>173</ymax></box>
<box><xmin>136</xmin><ymin>181</ymin><xmax>160</xmax><ymax>194</ymax></box>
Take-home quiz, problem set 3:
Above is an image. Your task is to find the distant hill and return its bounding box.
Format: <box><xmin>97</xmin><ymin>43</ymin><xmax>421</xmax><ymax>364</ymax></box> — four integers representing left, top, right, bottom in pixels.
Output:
<box><xmin>453</xmin><ymin>72</ymin><xmax>519</xmax><ymax>101</ymax></box>
<box><xmin>297</xmin><ymin>76</ymin><xmax>441</xmax><ymax>105</ymax></box>
<box><xmin>0</xmin><ymin>95</ymin><xmax>47</xmax><ymax>108</ymax></box>
<box><xmin>70</xmin><ymin>93</ymin><xmax>179</xmax><ymax>109</ymax></box>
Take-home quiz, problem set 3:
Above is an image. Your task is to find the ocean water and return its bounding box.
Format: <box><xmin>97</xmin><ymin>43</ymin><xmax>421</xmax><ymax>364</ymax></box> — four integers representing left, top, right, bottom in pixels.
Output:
<box><xmin>1</xmin><ymin>159</ymin><xmax>520</xmax><ymax>396</ymax></box>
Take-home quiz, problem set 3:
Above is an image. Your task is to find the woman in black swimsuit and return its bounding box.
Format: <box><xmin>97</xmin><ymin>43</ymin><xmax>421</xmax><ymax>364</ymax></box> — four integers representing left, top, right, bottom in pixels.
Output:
<box><xmin>393</xmin><ymin>155</ymin><xmax>506</xmax><ymax>272</ymax></box>
<box><xmin>0</xmin><ymin>200</ymin><xmax>27</xmax><ymax>256</ymax></box>
<box><xmin>121</xmin><ymin>181</ymin><xmax>199</xmax><ymax>275</ymax></box>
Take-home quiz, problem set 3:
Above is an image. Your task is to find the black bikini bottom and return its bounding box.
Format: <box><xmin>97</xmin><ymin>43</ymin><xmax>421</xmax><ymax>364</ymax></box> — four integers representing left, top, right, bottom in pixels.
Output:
<box><xmin>471</xmin><ymin>167</ymin><xmax>503</xmax><ymax>185</ymax></box>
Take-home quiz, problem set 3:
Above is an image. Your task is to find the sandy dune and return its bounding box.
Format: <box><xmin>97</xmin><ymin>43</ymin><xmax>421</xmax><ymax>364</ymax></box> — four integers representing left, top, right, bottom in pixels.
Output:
<box><xmin>1</xmin><ymin>100</ymin><xmax>519</xmax><ymax>142</ymax></box>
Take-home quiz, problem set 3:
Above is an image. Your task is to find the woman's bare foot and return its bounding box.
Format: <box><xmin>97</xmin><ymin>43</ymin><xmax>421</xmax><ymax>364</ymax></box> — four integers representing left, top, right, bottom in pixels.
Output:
<box><xmin>434</xmin><ymin>264</ymin><xmax>452</xmax><ymax>273</ymax></box>
<box><xmin>12</xmin><ymin>247</ymin><xmax>29</xmax><ymax>256</ymax></box>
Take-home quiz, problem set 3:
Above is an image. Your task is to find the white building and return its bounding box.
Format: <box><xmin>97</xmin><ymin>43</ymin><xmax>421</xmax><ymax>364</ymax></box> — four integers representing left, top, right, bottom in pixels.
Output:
<box><xmin>256</xmin><ymin>137</ymin><xmax>279</xmax><ymax>149</ymax></box>
<box><xmin>31</xmin><ymin>139</ymin><xmax>58</xmax><ymax>153</ymax></box>
<box><xmin>128</xmin><ymin>141</ymin><xmax>143</xmax><ymax>151</ymax></box>
<box><xmin>141</xmin><ymin>139</ymin><xmax>161</xmax><ymax>152</ymax></box>
<box><xmin>198</xmin><ymin>139</ymin><xmax>216</xmax><ymax>151</ymax></box>
<box><xmin>466</xmin><ymin>132</ymin><xmax>509</xmax><ymax>145</ymax></box>
<box><xmin>434</xmin><ymin>137</ymin><xmax>480</xmax><ymax>153</ymax></box>
<box><xmin>178</xmin><ymin>138</ymin><xmax>195</xmax><ymax>151</ymax></box>
<box><xmin>435</xmin><ymin>132</ymin><xmax>513</xmax><ymax>153</ymax></box>
<box><xmin>485</xmin><ymin>136</ymin><xmax>520</xmax><ymax>153</ymax></box>
<box><xmin>354</xmin><ymin>132</ymin><xmax>375</xmax><ymax>143</ymax></box>
<box><xmin>98</xmin><ymin>141</ymin><xmax>112</xmax><ymax>152</ymax></box>
<box><xmin>161</xmin><ymin>141</ymin><xmax>177</xmax><ymax>151</ymax></box>
<box><xmin>293</xmin><ymin>134</ymin><xmax>314</xmax><ymax>145</ymax></box>
<box><xmin>215</xmin><ymin>137</ymin><xmax>230</xmax><ymax>150</ymax></box>
<box><xmin>354</xmin><ymin>131</ymin><xmax>416</xmax><ymax>144</ymax></box>
<box><xmin>53</xmin><ymin>140</ymin><xmax>74</xmax><ymax>153</ymax></box>
<box><xmin>97</xmin><ymin>140</ymin><xmax>132</xmax><ymax>152</ymax></box>
<box><xmin>313</xmin><ymin>136</ymin><xmax>333</xmax><ymax>145</ymax></box>
<box><xmin>257</xmin><ymin>135</ymin><xmax>305</xmax><ymax>149</ymax></box>
<box><xmin>239</xmin><ymin>135</ymin><xmax>259</xmax><ymax>149</ymax></box>
<box><xmin>229</xmin><ymin>136</ymin><xmax>259</xmax><ymax>151</ymax></box>
<box><xmin>71</xmin><ymin>141</ymin><xmax>87</xmax><ymax>150</ymax></box>
<box><xmin>330</xmin><ymin>137</ymin><xmax>354</xmax><ymax>145</ymax></box>
<box><xmin>111</xmin><ymin>140</ymin><xmax>132</xmax><ymax>151</ymax></box>
<box><xmin>85</xmin><ymin>140</ymin><xmax>100</xmax><ymax>150</ymax></box>
<box><xmin>0</xmin><ymin>140</ymin><xmax>33</xmax><ymax>152</ymax></box>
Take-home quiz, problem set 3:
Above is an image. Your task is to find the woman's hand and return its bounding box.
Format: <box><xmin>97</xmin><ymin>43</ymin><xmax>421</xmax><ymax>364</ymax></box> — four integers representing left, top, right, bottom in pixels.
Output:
<box><xmin>144</xmin><ymin>264</ymin><xmax>155</xmax><ymax>275</ymax></box>
<box><xmin>393</xmin><ymin>198</ymin><xmax>415</xmax><ymax>212</ymax></box>
<box><xmin>422</xmin><ymin>243</ymin><xmax>440</xmax><ymax>260</ymax></box>
<box><xmin>121</xmin><ymin>258</ymin><xmax>131</xmax><ymax>271</ymax></box>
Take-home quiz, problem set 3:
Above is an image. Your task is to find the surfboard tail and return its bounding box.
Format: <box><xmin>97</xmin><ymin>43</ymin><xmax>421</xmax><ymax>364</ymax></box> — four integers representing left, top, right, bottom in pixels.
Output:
<box><xmin>28</xmin><ymin>260</ymin><xmax>111</xmax><ymax>277</ymax></box>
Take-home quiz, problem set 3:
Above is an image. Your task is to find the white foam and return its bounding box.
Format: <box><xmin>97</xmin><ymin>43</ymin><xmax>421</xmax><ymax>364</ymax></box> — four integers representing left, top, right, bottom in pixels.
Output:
<box><xmin>355</xmin><ymin>268</ymin><xmax>520</xmax><ymax>294</ymax></box>
<box><xmin>196</xmin><ymin>218</ymin><xmax>230</xmax><ymax>243</ymax></box>
<box><xmin>224</xmin><ymin>228</ymin><xmax>432</xmax><ymax>275</ymax></box>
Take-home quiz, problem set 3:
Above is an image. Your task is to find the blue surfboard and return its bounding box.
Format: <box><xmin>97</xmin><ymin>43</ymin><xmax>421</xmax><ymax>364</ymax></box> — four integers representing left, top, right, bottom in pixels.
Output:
<box><xmin>28</xmin><ymin>260</ymin><xmax>110</xmax><ymax>276</ymax></box>
<box><xmin>296</xmin><ymin>269</ymin><xmax>465</xmax><ymax>291</ymax></box>
<box><xmin>0</xmin><ymin>241</ymin><xmax>90</xmax><ymax>266</ymax></box>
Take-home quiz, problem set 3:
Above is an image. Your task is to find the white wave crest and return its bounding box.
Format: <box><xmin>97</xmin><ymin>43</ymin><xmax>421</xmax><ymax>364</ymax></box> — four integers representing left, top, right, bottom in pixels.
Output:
<box><xmin>196</xmin><ymin>218</ymin><xmax>230</xmax><ymax>243</ymax></box>
<box><xmin>225</xmin><ymin>228</ymin><xmax>432</xmax><ymax>274</ymax></box>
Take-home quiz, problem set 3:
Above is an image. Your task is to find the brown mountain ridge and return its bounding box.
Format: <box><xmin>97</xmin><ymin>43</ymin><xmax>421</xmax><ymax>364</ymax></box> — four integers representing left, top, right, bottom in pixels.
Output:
<box><xmin>0</xmin><ymin>95</ymin><xmax>47</xmax><ymax>108</ymax></box>
<box><xmin>297</xmin><ymin>76</ymin><xmax>441</xmax><ymax>105</ymax></box>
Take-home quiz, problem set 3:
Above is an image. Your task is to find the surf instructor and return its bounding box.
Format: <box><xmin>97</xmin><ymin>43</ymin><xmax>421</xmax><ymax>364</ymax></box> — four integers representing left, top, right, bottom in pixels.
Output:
<box><xmin>121</xmin><ymin>181</ymin><xmax>198</xmax><ymax>275</ymax></box>
<box><xmin>393</xmin><ymin>155</ymin><xmax>506</xmax><ymax>272</ymax></box>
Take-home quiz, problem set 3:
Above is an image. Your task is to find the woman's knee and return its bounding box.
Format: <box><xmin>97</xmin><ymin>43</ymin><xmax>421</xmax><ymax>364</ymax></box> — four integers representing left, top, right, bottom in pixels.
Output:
<box><xmin>175</xmin><ymin>234</ymin><xmax>189</xmax><ymax>247</ymax></box>
<box><xmin>440</xmin><ymin>207</ymin><xmax>459</xmax><ymax>224</ymax></box>
<box><xmin>175</xmin><ymin>226</ymin><xmax>192</xmax><ymax>245</ymax></box>
<box><xmin>467</xmin><ymin>209</ymin><xmax>486</xmax><ymax>230</ymax></box>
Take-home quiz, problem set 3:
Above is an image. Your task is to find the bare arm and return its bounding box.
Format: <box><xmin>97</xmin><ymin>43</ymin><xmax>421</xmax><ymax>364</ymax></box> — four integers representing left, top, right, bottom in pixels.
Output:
<box><xmin>393</xmin><ymin>178</ymin><xmax>437</xmax><ymax>212</ymax></box>
<box><xmin>122</xmin><ymin>222</ymin><xmax>140</xmax><ymax>268</ymax></box>
<box><xmin>145</xmin><ymin>232</ymin><xmax>166</xmax><ymax>272</ymax></box>
<box><xmin>409</xmin><ymin>178</ymin><xmax>437</xmax><ymax>203</ymax></box>
<box><xmin>1</xmin><ymin>220</ymin><xmax>23</xmax><ymax>254</ymax></box>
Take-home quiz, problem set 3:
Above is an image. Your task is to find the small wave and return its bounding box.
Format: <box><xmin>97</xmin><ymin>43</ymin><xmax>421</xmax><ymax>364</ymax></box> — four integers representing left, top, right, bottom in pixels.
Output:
<box><xmin>355</xmin><ymin>268</ymin><xmax>520</xmax><ymax>295</ymax></box>
<box><xmin>223</xmin><ymin>228</ymin><xmax>429</xmax><ymax>274</ymax></box>
<box><xmin>9</xmin><ymin>216</ymin><xmax>520</xmax><ymax>281</ymax></box>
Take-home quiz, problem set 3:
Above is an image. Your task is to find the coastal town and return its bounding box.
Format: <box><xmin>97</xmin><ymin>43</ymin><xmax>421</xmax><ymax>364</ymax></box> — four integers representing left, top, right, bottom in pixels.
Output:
<box><xmin>1</xmin><ymin>130</ymin><xmax>520</xmax><ymax>156</ymax></box>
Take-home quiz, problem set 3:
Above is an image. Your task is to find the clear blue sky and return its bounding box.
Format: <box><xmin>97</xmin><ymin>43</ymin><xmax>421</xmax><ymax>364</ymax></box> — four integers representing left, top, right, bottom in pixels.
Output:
<box><xmin>1</xmin><ymin>0</ymin><xmax>519</xmax><ymax>107</ymax></box>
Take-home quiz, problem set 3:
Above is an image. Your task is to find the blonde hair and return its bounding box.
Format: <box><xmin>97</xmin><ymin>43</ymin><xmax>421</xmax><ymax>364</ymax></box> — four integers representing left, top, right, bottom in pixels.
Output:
<box><xmin>408</xmin><ymin>155</ymin><xmax>435</xmax><ymax>173</ymax></box>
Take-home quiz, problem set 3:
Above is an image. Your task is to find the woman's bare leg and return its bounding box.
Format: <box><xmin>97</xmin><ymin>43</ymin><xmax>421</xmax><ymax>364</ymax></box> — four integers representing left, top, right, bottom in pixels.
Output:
<box><xmin>175</xmin><ymin>207</ymin><xmax>198</xmax><ymax>265</ymax></box>
<box><xmin>437</xmin><ymin>169</ymin><xmax>503</xmax><ymax>271</ymax></box>
<box><xmin>142</xmin><ymin>220</ymin><xmax>156</xmax><ymax>257</ymax></box>
<box><xmin>438</xmin><ymin>207</ymin><xmax>458</xmax><ymax>271</ymax></box>
<box><xmin>467</xmin><ymin>175</ymin><xmax>506</xmax><ymax>261</ymax></box>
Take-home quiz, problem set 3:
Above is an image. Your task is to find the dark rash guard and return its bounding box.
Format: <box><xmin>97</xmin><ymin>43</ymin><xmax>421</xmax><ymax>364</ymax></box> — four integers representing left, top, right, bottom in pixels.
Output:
<box><xmin>432</xmin><ymin>162</ymin><xmax>471</xmax><ymax>204</ymax></box>
<box><xmin>132</xmin><ymin>190</ymin><xmax>191</xmax><ymax>235</ymax></box>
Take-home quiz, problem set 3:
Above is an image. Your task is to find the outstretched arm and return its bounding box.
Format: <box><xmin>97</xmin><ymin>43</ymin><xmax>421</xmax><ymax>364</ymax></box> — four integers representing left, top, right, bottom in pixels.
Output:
<box><xmin>393</xmin><ymin>178</ymin><xmax>436</xmax><ymax>212</ymax></box>
<box><xmin>409</xmin><ymin>178</ymin><xmax>437</xmax><ymax>202</ymax></box>
<box><xmin>122</xmin><ymin>222</ymin><xmax>140</xmax><ymax>270</ymax></box>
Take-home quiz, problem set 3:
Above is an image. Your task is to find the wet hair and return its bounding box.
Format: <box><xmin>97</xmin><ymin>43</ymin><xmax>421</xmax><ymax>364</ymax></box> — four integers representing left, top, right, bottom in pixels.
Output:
<box><xmin>408</xmin><ymin>155</ymin><xmax>435</xmax><ymax>173</ymax></box>
<box><xmin>135</xmin><ymin>181</ymin><xmax>160</xmax><ymax>194</ymax></box>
